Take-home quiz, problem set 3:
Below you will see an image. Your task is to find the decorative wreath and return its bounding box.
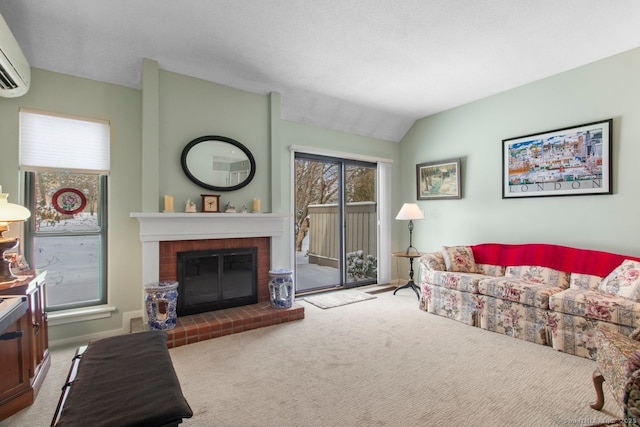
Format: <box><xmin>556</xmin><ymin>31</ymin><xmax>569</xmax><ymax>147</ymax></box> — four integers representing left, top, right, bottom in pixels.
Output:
<box><xmin>52</xmin><ymin>188</ymin><xmax>87</xmax><ymax>215</ymax></box>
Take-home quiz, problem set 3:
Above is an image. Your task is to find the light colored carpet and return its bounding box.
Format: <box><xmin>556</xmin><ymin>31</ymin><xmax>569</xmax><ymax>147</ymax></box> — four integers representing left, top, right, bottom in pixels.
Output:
<box><xmin>1</xmin><ymin>290</ymin><xmax>623</xmax><ymax>427</ymax></box>
<box><xmin>303</xmin><ymin>289</ymin><xmax>377</xmax><ymax>309</ymax></box>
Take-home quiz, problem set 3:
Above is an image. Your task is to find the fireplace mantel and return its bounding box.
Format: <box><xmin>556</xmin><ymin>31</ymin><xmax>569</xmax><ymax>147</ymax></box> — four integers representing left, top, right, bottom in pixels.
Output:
<box><xmin>131</xmin><ymin>212</ymin><xmax>291</xmax><ymax>288</ymax></box>
<box><xmin>131</xmin><ymin>212</ymin><xmax>289</xmax><ymax>242</ymax></box>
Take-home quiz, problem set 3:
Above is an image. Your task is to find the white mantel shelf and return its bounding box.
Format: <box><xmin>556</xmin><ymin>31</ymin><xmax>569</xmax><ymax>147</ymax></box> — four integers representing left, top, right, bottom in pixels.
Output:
<box><xmin>131</xmin><ymin>212</ymin><xmax>292</xmax><ymax>291</ymax></box>
<box><xmin>130</xmin><ymin>212</ymin><xmax>291</xmax><ymax>242</ymax></box>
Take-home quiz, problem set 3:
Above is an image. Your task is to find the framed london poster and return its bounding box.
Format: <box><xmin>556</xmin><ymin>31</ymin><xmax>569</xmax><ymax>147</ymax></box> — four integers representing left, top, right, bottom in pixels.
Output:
<box><xmin>416</xmin><ymin>158</ymin><xmax>461</xmax><ymax>200</ymax></box>
<box><xmin>502</xmin><ymin>119</ymin><xmax>612</xmax><ymax>199</ymax></box>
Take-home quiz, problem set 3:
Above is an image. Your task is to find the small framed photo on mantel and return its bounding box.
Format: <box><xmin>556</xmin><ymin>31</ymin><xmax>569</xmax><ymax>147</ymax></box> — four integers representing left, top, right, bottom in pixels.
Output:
<box><xmin>416</xmin><ymin>158</ymin><xmax>461</xmax><ymax>200</ymax></box>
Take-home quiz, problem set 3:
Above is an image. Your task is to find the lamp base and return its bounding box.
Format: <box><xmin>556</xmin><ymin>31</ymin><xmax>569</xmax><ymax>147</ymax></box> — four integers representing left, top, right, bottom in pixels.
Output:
<box><xmin>0</xmin><ymin>238</ymin><xmax>19</xmax><ymax>282</ymax></box>
<box><xmin>404</xmin><ymin>220</ymin><xmax>421</xmax><ymax>256</ymax></box>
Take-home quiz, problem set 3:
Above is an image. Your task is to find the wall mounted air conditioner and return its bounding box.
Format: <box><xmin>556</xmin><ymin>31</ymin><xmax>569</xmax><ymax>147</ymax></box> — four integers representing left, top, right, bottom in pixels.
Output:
<box><xmin>0</xmin><ymin>13</ymin><xmax>30</xmax><ymax>98</ymax></box>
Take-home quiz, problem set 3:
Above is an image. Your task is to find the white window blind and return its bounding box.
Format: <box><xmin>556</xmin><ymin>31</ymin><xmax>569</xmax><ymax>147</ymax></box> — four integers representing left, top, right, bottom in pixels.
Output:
<box><xmin>19</xmin><ymin>110</ymin><xmax>110</xmax><ymax>173</ymax></box>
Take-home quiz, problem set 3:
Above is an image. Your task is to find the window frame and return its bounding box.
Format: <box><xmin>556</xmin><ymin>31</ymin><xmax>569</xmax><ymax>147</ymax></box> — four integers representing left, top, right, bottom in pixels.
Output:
<box><xmin>24</xmin><ymin>170</ymin><xmax>108</xmax><ymax>312</ymax></box>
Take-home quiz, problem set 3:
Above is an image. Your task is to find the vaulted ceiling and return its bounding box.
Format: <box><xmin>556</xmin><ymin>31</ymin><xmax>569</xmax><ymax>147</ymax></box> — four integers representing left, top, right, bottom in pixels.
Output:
<box><xmin>2</xmin><ymin>1</ymin><xmax>640</xmax><ymax>142</ymax></box>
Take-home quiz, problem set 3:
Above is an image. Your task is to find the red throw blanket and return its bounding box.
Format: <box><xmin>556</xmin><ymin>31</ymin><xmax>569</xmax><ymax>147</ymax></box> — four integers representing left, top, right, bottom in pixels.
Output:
<box><xmin>471</xmin><ymin>243</ymin><xmax>640</xmax><ymax>278</ymax></box>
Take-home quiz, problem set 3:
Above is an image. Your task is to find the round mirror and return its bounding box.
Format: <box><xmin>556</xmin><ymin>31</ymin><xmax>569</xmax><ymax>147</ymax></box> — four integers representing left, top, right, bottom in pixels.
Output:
<box><xmin>181</xmin><ymin>136</ymin><xmax>256</xmax><ymax>191</ymax></box>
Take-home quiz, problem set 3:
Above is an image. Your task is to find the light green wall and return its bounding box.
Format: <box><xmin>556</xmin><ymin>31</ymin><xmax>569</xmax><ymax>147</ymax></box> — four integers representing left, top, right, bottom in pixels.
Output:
<box><xmin>9</xmin><ymin>45</ymin><xmax>635</xmax><ymax>342</ymax></box>
<box><xmin>400</xmin><ymin>47</ymin><xmax>640</xmax><ymax>256</ymax></box>
<box><xmin>158</xmin><ymin>70</ymin><xmax>272</xmax><ymax>213</ymax></box>
<box><xmin>0</xmin><ymin>68</ymin><xmax>143</xmax><ymax>341</ymax></box>
<box><xmin>0</xmin><ymin>66</ymin><xmax>399</xmax><ymax>343</ymax></box>
<box><xmin>141</xmin><ymin>58</ymin><xmax>160</xmax><ymax>211</ymax></box>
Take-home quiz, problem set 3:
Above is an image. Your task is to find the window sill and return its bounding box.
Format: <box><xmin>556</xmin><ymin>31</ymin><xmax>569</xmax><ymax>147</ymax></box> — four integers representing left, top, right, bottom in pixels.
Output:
<box><xmin>47</xmin><ymin>305</ymin><xmax>117</xmax><ymax>326</ymax></box>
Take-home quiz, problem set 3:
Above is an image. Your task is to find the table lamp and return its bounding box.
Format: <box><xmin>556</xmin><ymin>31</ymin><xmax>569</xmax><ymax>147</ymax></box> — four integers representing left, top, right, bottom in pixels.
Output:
<box><xmin>395</xmin><ymin>203</ymin><xmax>424</xmax><ymax>255</ymax></box>
<box><xmin>0</xmin><ymin>186</ymin><xmax>31</xmax><ymax>282</ymax></box>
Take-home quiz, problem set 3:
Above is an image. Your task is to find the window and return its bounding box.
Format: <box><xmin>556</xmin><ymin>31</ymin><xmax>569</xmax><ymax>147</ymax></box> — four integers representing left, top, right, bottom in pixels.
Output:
<box><xmin>20</xmin><ymin>110</ymin><xmax>109</xmax><ymax>311</ymax></box>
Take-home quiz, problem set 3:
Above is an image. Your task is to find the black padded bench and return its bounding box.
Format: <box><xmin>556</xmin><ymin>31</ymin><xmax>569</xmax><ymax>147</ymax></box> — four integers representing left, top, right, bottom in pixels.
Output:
<box><xmin>52</xmin><ymin>330</ymin><xmax>193</xmax><ymax>427</ymax></box>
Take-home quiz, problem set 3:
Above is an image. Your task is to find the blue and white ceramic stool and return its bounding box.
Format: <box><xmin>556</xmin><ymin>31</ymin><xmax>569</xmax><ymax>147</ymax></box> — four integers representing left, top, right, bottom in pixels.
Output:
<box><xmin>144</xmin><ymin>280</ymin><xmax>179</xmax><ymax>330</ymax></box>
<box><xmin>268</xmin><ymin>269</ymin><xmax>294</xmax><ymax>309</ymax></box>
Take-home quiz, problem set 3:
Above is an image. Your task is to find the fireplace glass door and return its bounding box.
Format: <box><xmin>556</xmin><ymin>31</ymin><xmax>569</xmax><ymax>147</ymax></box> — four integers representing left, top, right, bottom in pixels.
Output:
<box><xmin>177</xmin><ymin>248</ymin><xmax>257</xmax><ymax>316</ymax></box>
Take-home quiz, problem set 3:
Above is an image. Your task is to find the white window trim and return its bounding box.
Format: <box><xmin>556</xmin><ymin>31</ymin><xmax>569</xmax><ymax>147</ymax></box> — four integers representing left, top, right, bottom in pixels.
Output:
<box><xmin>47</xmin><ymin>305</ymin><xmax>117</xmax><ymax>326</ymax></box>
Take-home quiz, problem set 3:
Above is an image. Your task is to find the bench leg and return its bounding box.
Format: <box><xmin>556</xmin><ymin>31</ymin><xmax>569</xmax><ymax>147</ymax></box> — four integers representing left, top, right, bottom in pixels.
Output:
<box><xmin>590</xmin><ymin>369</ymin><xmax>605</xmax><ymax>410</ymax></box>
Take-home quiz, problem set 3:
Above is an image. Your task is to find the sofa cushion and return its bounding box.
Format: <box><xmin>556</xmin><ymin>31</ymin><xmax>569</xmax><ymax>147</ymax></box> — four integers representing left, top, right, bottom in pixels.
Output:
<box><xmin>569</xmin><ymin>272</ymin><xmax>603</xmax><ymax>290</ymax></box>
<box><xmin>419</xmin><ymin>252</ymin><xmax>446</xmax><ymax>271</ymax></box>
<box><xmin>504</xmin><ymin>265</ymin><xmax>570</xmax><ymax>289</ymax></box>
<box><xmin>475</xmin><ymin>264</ymin><xmax>505</xmax><ymax>277</ymax></box>
<box><xmin>598</xmin><ymin>260</ymin><xmax>640</xmax><ymax>302</ymax></box>
<box><xmin>421</xmin><ymin>269</ymin><xmax>484</xmax><ymax>294</ymax></box>
<box><xmin>441</xmin><ymin>246</ymin><xmax>477</xmax><ymax>273</ymax></box>
<box><xmin>477</xmin><ymin>277</ymin><xmax>564</xmax><ymax>309</ymax></box>
<box><xmin>549</xmin><ymin>288</ymin><xmax>640</xmax><ymax>328</ymax></box>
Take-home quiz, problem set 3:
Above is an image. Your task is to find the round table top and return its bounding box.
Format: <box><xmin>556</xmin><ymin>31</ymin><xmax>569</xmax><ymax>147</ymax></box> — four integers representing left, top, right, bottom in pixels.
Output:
<box><xmin>392</xmin><ymin>251</ymin><xmax>422</xmax><ymax>259</ymax></box>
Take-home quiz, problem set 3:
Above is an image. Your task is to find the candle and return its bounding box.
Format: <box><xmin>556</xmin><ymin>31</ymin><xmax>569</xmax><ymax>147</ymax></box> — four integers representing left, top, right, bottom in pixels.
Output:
<box><xmin>252</xmin><ymin>198</ymin><xmax>261</xmax><ymax>213</ymax></box>
<box><xmin>164</xmin><ymin>195</ymin><xmax>174</xmax><ymax>212</ymax></box>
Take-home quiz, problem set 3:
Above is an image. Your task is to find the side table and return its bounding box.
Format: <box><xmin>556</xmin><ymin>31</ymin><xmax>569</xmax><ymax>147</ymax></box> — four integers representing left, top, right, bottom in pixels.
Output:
<box><xmin>392</xmin><ymin>251</ymin><xmax>421</xmax><ymax>299</ymax></box>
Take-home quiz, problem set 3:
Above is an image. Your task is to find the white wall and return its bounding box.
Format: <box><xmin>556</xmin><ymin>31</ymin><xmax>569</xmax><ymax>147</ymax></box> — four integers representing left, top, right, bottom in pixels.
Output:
<box><xmin>400</xmin><ymin>47</ymin><xmax>640</xmax><ymax>256</ymax></box>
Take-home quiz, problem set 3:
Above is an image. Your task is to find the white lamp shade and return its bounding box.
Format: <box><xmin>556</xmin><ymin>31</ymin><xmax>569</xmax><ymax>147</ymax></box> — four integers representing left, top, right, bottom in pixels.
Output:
<box><xmin>395</xmin><ymin>203</ymin><xmax>424</xmax><ymax>220</ymax></box>
<box><xmin>0</xmin><ymin>190</ymin><xmax>31</xmax><ymax>222</ymax></box>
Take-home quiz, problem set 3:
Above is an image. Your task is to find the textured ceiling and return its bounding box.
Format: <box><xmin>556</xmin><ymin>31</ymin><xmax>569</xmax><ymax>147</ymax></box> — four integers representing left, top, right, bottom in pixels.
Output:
<box><xmin>2</xmin><ymin>1</ymin><xmax>640</xmax><ymax>142</ymax></box>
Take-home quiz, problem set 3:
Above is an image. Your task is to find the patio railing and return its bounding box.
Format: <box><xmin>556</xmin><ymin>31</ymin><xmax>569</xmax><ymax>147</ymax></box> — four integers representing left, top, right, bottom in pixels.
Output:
<box><xmin>306</xmin><ymin>201</ymin><xmax>376</xmax><ymax>269</ymax></box>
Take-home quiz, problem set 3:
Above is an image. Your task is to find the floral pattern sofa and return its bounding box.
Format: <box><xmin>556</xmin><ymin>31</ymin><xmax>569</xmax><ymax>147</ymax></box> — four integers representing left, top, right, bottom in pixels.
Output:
<box><xmin>419</xmin><ymin>243</ymin><xmax>640</xmax><ymax>359</ymax></box>
<box><xmin>590</xmin><ymin>326</ymin><xmax>640</xmax><ymax>419</ymax></box>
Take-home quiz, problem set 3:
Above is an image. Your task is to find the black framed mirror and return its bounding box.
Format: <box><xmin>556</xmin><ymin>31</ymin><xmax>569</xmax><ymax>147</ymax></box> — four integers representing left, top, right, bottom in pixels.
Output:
<box><xmin>181</xmin><ymin>136</ymin><xmax>256</xmax><ymax>191</ymax></box>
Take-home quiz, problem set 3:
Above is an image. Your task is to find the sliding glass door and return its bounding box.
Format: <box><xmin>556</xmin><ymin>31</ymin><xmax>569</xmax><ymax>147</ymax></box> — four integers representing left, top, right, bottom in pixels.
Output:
<box><xmin>343</xmin><ymin>163</ymin><xmax>377</xmax><ymax>286</ymax></box>
<box><xmin>294</xmin><ymin>153</ymin><xmax>377</xmax><ymax>293</ymax></box>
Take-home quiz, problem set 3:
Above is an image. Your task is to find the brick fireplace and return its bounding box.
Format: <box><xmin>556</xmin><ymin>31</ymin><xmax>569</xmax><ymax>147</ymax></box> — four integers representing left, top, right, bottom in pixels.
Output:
<box><xmin>131</xmin><ymin>212</ymin><xmax>304</xmax><ymax>348</ymax></box>
<box><xmin>159</xmin><ymin>237</ymin><xmax>270</xmax><ymax>303</ymax></box>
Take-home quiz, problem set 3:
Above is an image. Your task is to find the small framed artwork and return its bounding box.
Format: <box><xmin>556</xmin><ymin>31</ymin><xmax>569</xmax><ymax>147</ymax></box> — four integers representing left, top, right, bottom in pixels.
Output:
<box><xmin>416</xmin><ymin>158</ymin><xmax>461</xmax><ymax>200</ymax></box>
<box><xmin>52</xmin><ymin>187</ymin><xmax>87</xmax><ymax>215</ymax></box>
<box><xmin>502</xmin><ymin>119</ymin><xmax>612</xmax><ymax>199</ymax></box>
<box><xmin>201</xmin><ymin>194</ymin><xmax>221</xmax><ymax>213</ymax></box>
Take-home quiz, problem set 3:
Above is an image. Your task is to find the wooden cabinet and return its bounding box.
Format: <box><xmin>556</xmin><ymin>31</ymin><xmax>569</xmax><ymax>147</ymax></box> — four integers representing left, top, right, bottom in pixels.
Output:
<box><xmin>0</xmin><ymin>271</ymin><xmax>50</xmax><ymax>421</ymax></box>
<box><xmin>0</xmin><ymin>305</ymin><xmax>30</xmax><ymax>417</ymax></box>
